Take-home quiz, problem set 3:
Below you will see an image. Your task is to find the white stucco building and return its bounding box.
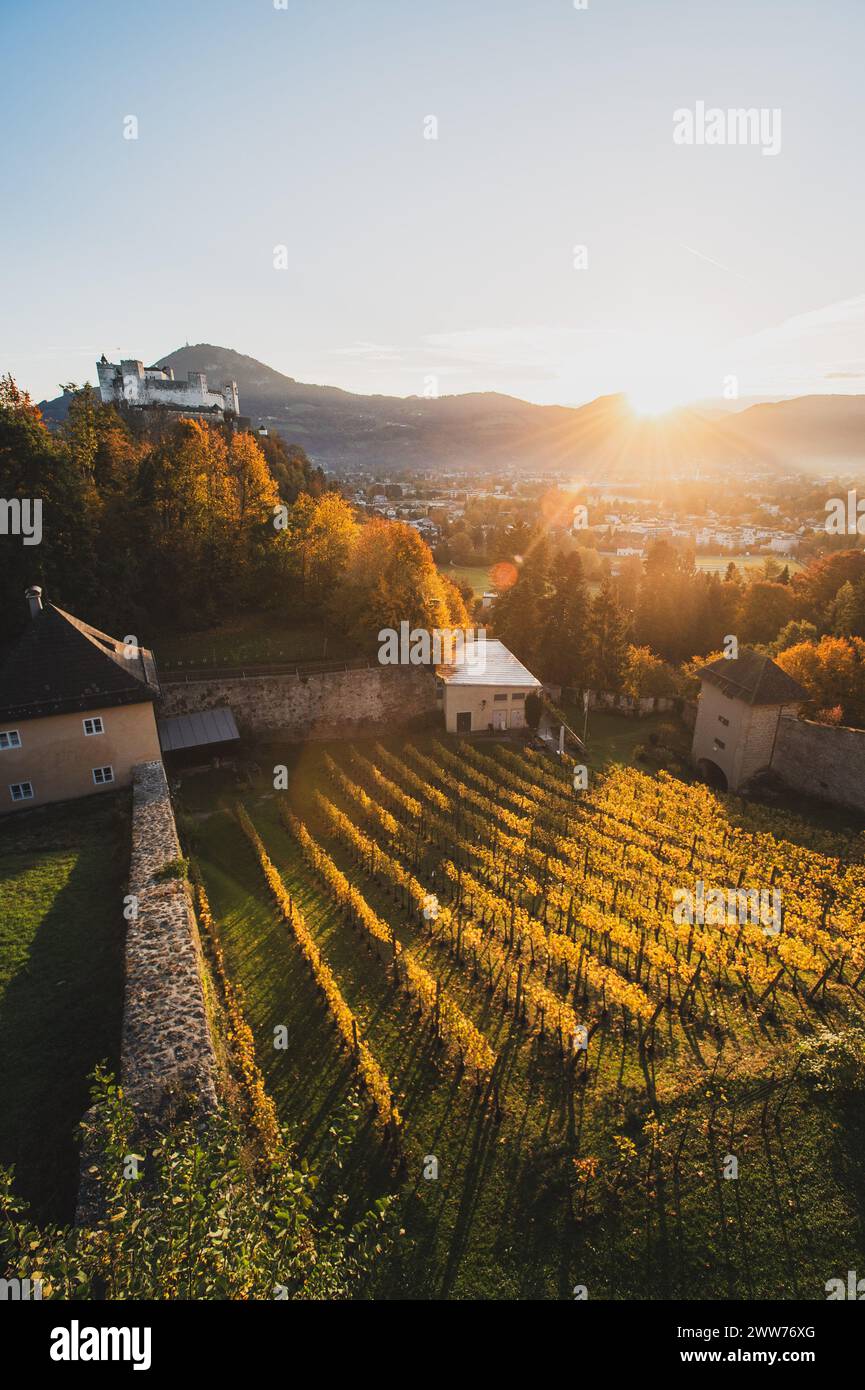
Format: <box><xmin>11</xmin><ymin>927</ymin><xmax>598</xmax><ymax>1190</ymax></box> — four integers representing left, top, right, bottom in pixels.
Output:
<box><xmin>691</xmin><ymin>649</ymin><xmax>806</xmax><ymax>792</ymax></box>
<box><xmin>437</xmin><ymin>638</ymin><xmax>541</xmax><ymax>734</ymax></box>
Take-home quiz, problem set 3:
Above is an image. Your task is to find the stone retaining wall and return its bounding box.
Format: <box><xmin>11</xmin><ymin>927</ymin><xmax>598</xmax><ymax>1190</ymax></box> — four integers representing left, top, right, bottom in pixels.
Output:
<box><xmin>160</xmin><ymin>665</ymin><xmax>438</xmax><ymax>740</ymax></box>
<box><xmin>772</xmin><ymin>715</ymin><xmax>865</xmax><ymax>814</ymax></box>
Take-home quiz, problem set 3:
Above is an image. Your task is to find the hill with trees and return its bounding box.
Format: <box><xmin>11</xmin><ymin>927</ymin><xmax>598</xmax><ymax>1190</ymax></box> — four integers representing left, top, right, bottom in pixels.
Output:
<box><xmin>0</xmin><ymin>377</ymin><xmax>466</xmax><ymax>653</ymax></box>
<box><xmin>36</xmin><ymin>344</ymin><xmax>865</xmax><ymax>475</ymax></box>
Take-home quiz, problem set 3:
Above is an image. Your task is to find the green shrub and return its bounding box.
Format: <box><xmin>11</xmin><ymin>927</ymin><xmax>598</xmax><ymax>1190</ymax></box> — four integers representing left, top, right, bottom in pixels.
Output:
<box><xmin>153</xmin><ymin>856</ymin><xmax>189</xmax><ymax>883</ymax></box>
<box><xmin>797</xmin><ymin>1026</ymin><xmax>865</xmax><ymax>1098</ymax></box>
<box><xmin>0</xmin><ymin>1069</ymin><xmax>397</xmax><ymax>1300</ymax></box>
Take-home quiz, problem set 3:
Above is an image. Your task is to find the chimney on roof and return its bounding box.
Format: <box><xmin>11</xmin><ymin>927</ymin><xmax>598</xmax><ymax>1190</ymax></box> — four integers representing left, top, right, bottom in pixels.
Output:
<box><xmin>25</xmin><ymin>586</ymin><xmax>43</xmax><ymax>619</ymax></box>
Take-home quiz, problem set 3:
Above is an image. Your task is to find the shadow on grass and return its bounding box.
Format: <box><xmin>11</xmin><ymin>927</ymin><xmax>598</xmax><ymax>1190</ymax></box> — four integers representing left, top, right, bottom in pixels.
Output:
<box><xmin>0</xmin><ymin>796</ymin><xmax>128</xmax><ymax>1225</ymax></box>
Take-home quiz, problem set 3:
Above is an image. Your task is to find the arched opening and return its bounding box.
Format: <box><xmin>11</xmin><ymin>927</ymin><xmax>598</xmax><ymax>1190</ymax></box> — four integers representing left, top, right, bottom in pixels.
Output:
<box><xmin>697</xmin><ymin>758</ymin><xmax>728</xmax><ymax>792</ymax></box>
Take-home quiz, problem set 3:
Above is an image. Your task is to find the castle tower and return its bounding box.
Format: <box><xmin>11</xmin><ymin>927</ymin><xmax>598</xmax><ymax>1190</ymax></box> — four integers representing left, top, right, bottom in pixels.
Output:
<box><xmin>96</xmin><ymin>357</ymin><xmax>119</xmax><ymax>403</ymax></box>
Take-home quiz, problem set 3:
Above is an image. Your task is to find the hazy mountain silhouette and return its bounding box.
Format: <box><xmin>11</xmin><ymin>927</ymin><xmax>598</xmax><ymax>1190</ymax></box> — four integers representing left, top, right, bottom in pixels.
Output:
<box><xmin>37</xmin><ymin>343</ymin><xmax>865</xmax><ymax>476</ymax></box>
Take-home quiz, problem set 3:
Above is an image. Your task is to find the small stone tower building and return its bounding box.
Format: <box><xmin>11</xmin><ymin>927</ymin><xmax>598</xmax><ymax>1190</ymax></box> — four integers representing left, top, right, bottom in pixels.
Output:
<box><xmin>691</xmin><ymin>648</ymin><xmax>807</xmax><ymax>792</ymax></box>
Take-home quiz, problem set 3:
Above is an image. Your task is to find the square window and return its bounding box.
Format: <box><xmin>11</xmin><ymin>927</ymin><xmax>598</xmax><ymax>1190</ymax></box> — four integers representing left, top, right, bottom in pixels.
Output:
<box><xmin>10</xmin><ymin>781</ymin><xmax>33</xmax><ymax>801</ymax></box>
<box><xmin>718</xmin><ymin>715</ymin><xmax>730</xmax><ymax>727</ymax></box>
<box><xmin>0</xmin><ymin>730</ymin><xmax>21</xmax><ymax>750</ymax></box>
<box><xmin>493</xmin><ymin>693</ymin><xmax>508</xmax><ymax>702</ymax></box>
<box><xmin>83</xmin><ymin>717</ymin><xmax>104</xmax><ymax>736</ymax></box>
<box><xmin>713</xmin><ymin>738</ymin><xmax>726</xmax><ymax>751</ymax></box>
<box><xmin>92</xmin><ymin>766</ymin><xmax>114</xmax><ymax>785</ymax></box>
<box><xmin>512</xmin><ymin>692</ymin><xmax>525</xmax><ymax>701</ymax></box>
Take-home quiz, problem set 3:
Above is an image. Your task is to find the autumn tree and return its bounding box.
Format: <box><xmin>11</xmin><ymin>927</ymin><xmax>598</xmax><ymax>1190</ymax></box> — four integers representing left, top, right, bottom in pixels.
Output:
<box><xmin>777</xmin><ymin>636</ymin><xmax>865</xmax><ymax>727</ymax></box>
<box><xmin>736</xmin><ymin>580</ymin><xmax>796</xmax><ymax>646</ymax></box>
<box><xmin>134</xmin><ymin>418</ymin><xmax>281</xmax><ymax>625</ymax></box>
<box><xmin>0</xmin><ymin>376</ymin><xmax>93</xmax><ymax>639</ymax></box>
<box><xmin>770</xmin><ymin>619</ymin><xmax>819</xmax><ymax>654</ymax></box>
<box><xmin>792</xmin><ymin>549</ymin><xmax>865</xmax><ymax>624</ymax></box>
<box><xmin>679</xmin><ymin>649</ymin><xmax>729</xmax><ymax>700</ymax></box>
<box><xmin>257</xmin><ymin>431</ymin><xmax>326</xmax><ymax>502</ymax></box>
<box><xmin>337</xmin><ymin>518</ymin><xmax>468</xmax><ymax>642</ymax></box>
<box><xmin>277</xmin><ymin>492</ymin><xmax>359</xmax><ymax>611</ymax></box>
<box><xmin>623</xmin><ymin>645</ymin><xmax>678</xmax><ymax>699</ymax></box>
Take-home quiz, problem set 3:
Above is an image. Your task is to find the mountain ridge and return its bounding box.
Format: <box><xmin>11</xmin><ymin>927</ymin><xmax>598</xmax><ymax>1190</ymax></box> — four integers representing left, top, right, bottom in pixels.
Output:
<box><xmin>36</xmin><ymin>343</ymin><xmax>865</xmax><ymax>476</ymax></box>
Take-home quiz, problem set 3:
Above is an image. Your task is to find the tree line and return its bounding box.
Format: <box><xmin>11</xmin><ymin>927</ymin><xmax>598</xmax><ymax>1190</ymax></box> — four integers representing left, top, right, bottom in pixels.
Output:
<box><xmin>0</xmin><ymin>378</ymin><xmax>466</xmax><ymax>650</ymax></box>
<box><xmin>490</xmin><ymin>533</ymin><xmax>865</xmax><ymax>726</ymax></box>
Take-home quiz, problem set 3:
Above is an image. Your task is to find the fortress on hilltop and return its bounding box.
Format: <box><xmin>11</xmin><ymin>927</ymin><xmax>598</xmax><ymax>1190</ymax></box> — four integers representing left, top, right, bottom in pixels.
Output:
<box><xmin>96</xmin><ymin>355</ymin><xmax>240</xmax><ymax>420</ymax></box>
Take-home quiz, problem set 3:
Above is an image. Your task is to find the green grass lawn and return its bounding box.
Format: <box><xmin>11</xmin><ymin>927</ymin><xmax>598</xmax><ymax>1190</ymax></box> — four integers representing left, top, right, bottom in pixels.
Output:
<box><xmin>438</xmin><ymin>563</ymin><xmax>492</xmax><ymax>598</ymax></box>
<box><xmin>584</xmin><ymin>710</ymin><xmax>670</xmax><ymax>768</ymax></box>
<box><xmin>151</xmin><ymin>611</ymin><xmax>362</xmax><ymax>671</ymax></box>
<box><xmin>554</xmin><ymin>706</ymin><xmax>680</xmax><ymax>771</ymax></box>
<box><xmin>186</xmin><ymin>737</ymin><xmax>865</xmax><ymax>1299</ymax></box>
<box><xmin>0</xmin><ymin>794</ymin><xmax>129</xmax><ymax>1225</ymax></box>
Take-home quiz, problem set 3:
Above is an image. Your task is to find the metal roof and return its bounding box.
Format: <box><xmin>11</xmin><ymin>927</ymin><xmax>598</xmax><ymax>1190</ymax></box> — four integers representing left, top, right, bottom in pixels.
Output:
<box><xmin>438</xmin><ymin>638</ymin><xmax>541</xmax><ymax>688</ymax></box>
<box><xmin>158</xmin><ymin>707</ymin><xmax>240</xmax><ymax>752</ymax></box>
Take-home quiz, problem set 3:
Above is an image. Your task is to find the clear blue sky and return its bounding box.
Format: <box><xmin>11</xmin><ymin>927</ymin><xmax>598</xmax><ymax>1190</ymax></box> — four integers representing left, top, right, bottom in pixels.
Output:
<box><xmin>2</xmin><ymin>0</ymin><xmax>864</xmax><ymax>409</ymax></box>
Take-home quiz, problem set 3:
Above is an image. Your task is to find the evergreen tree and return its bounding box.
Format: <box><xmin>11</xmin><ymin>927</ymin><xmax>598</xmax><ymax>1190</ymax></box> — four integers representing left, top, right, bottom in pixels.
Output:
<box><xmin>589</xmin><ymin>579</ymin><xmax>629</xmax><ymax>692</ymax></box>
<box><xmin>536</xmin><ymin>550</ymin><xmax>591</xmax><ymax>690</ymax></box>
<box><xmin>831</xmin><ymin>578</ymin><xmax>865</xmax><ymax>639</ymax></box>
<box><xmin>490</xmin><ymin>536</ymin><xmax>549</xmax><ymax>665</ymax></box>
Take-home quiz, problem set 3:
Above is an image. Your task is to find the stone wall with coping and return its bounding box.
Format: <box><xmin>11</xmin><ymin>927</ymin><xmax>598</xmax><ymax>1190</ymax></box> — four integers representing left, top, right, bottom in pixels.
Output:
<box><xmin>159</xmin><ymin>665</ymin><xmax>438</xmax><ymax>739</ymax></box>
<box><xmin>77</xmin><ymin>760</ymin><xmax>217</xmax><ymax>1224</ymax></box>
<box><xmin>120</xmin><ymin>759</ymin><xmax>218</xmax><ymax>1116</ymax></box>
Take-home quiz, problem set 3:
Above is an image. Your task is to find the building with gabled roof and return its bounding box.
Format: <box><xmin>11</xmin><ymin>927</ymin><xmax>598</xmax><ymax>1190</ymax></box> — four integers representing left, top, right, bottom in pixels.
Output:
<box><xmin>0</xmin><ymin>588</ymin><xmax>162</xmax><ymax>811</ymax></box>
<box><xmin>691</xmin><ymin>647</ymin><xmax>807</xmax><ymax>792</ymax></box>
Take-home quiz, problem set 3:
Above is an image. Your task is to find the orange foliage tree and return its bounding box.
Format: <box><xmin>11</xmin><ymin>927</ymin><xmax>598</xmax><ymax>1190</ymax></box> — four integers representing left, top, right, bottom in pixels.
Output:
<box><xmin>777</xmin><ymin>635</ymin><xmax>865</xmax><ymax>727</ymax></box>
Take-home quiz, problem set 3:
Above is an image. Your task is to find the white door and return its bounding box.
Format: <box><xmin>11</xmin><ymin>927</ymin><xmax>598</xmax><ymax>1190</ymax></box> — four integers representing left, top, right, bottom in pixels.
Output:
<box><xmin>510</xmin><ymin>708</ymin><xmax>525</xmax><ymax>729</ymax></box>
<box><xmin>493</xmin><ymin>708</ymin><xmax>507</xmax><ymax>730</ymax></box>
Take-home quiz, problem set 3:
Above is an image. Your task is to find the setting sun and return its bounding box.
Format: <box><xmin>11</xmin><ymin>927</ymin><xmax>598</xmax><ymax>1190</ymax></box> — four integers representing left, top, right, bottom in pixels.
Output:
<box><xmin>627</xmin><ymin>383</ymin><xmax>692</xmax><ymax>417</ymax></box>
<box><xmin>624</xmin><ymin>353</ymin><xmax>713</xmax><ymax>416</ymax></box>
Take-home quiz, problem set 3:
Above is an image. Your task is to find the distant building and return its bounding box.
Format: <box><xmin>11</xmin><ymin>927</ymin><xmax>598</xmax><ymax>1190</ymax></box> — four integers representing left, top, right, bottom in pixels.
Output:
<box><xmin>437</xmin><ymin>638</ymin><xmax>541</xmax><ymax>734</ymax></box>
<box><xmin>691</xmin><ymin>648</ymin><xmax>806</xmax><ymax>792</ymax></box>
<box><xmin>765</xmin><ymin>533</ymin><xmax>800</xmax><ymax>554</ymax></box>
<box><xmin>0</xmin><ymin>588</ymin><xmax>162</xmax><ymax>811</ymax></box>
<box><xmin>96</xmin><ymin>356</ymin><xmax>240</xmax><ymax>420</ymax></box>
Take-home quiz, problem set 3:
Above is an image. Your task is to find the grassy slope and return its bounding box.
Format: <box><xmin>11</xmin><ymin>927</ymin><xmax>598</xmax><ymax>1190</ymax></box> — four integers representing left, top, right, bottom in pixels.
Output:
<box><xmin>152</xmin><ymin>611</ymin><xmax>361</xmax><ymax>670</ymax></box>
<box><xmin>188</xmin><ymin>738</ymin><xmax>865</xmax><ymax>1299</ymax></box>
<box><xmin>0</xmin><ymin>794</ymin><xmax>128</xmax><ymax>1224</ymax></box>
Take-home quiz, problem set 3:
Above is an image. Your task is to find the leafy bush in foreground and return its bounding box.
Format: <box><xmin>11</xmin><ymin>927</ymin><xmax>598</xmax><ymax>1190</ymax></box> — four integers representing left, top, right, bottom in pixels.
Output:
<box><xmin>0</xmin><ymin>1069</ymin><xmax>396</xmax><ymax>1300</ymax></box>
